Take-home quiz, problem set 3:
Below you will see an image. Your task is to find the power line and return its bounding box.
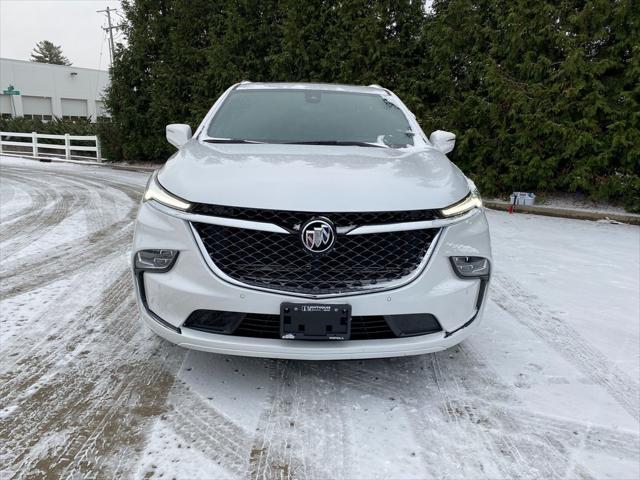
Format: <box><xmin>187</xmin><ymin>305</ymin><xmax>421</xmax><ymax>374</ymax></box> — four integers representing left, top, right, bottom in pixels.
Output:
<box><xmin>97</xmin><ymin>6</ymin><xmax>119</xmax><ymax>65</ymax></box>
<box><xmin>114</xmin><ymin>10</ymin><xmax>126</xmax><ymax>23</ymax></box>
<box><xmin>95</xmin><ymin>29</ymin><xmax>107</xmax><ymax>100</ymax></box>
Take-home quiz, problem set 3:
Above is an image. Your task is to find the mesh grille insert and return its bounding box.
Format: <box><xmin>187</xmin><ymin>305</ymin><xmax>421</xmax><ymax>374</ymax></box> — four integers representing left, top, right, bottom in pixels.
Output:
<box><xmin>192</xmin><ymin>223</ymin><xmax>439</xmax><ymax>295</ymax></box>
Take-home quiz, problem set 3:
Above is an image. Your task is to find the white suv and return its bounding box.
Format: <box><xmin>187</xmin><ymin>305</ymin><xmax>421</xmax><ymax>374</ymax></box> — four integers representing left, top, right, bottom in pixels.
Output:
<box><xmin>132</xmin><ymin>82</ymin><xmax>491</xmax><ymax>360</ymax></box>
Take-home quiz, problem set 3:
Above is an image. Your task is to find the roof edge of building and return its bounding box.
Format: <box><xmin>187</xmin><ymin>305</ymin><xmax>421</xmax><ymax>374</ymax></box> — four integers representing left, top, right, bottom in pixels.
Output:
<box><xmin>0</xmin><ymin>57</ymin><xmax>109</xmax><ymax>74</ymax></box>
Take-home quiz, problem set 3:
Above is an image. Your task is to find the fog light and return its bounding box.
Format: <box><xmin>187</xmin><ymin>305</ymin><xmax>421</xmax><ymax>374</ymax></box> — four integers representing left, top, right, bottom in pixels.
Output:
<box><xmin>135</xmin><ymin>249</ymin><xmax>178</xmax><ymax>272</ymax></box>
<box><xmin>450</xmin><ymin>256</ymin><xmax>489</xmax><ymax>278</ymax></box>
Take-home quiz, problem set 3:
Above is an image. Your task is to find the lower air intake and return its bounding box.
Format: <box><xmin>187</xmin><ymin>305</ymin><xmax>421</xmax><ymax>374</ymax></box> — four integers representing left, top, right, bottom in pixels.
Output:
<box><xmin>182</xmin><ymin>311</ymin><xmax>442</xmax><ymax>340</ymax></box>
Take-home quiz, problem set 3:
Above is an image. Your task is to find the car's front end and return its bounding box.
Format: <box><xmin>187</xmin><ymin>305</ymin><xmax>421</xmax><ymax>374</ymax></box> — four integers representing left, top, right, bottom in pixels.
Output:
<box><xmin>132</xmin><ymin>82</ymin><xmax>491</xmax><ymax>360</ymax></box>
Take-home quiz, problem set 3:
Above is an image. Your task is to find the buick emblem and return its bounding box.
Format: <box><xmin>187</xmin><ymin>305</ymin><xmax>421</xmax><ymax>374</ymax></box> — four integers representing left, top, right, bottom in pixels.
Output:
<box><xmin>300</xmin><ymin>218</ymin><xmax>336</xmax><ymax>253</ymax></box>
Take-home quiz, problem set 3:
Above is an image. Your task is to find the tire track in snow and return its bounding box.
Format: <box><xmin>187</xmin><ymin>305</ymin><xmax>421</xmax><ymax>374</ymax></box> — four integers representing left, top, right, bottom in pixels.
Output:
<box><xmin>0</xmin><ymin>222</ymin><xmax>133</xmax><ymax>299</ymax></box>
<box><xmin>335</xmin><ymin>346</ymin><xmax>637</xmax><ymax>478</ymax></box>
<box><xmin>3</xmin><ymin>344</ymin><xmax>182</xmax><ymax>479</ymax></box>
<box><xmin>137</xmin><ymin>359</ymin><xmax>323</xmax><ymax>480</ymax></box>
<box><xmin>164</xmin><ymin>385</ymin><xmax>254</xmax><ymax>478</ymax></box>
<box><xmin>0</xmin><ymin>173</ymin><xmax>87</xmax><ymax>259</ymax></box>
<box><xmin>249</xmin><ymin>361</ymin><xmax>309</xmax><ymax>480</ymax></box>
<box><xmin>2</xmin><ymin>158</ymin><xmax>636</xmax><ymax>478</ymax></box>
<box><xmin>0</xmin><ymin>168</ymin><xmax>143</xmax><ymax>298</ymax></box>
<box><xmin>55</xmin><ymin>346</ymin><xmax>185</xmax><ymax>479</ymax></box>
<box><xmin>0</xmin><ymin>175</ymin><xmax>18</xmax><ymax>208</ymax></box>
<box><xmin>0</xmin><ymin>174</ymin><xmax>44</xmax><ymax>225</ymax></box>
<box><xmin>0</xmin><ymin>277</ymin><xmax>184</xmax><ymax>479</ymax></box>
<box><xmin>0</xmin><ymin>267</ymin><xmax>132</xmax><ymax>403</ymax></box>
<box><xmin>11</xmin><ymin>168</ymin><xmax>127</xmax><ymax>233</ymax></box>
<box><xmin>0</xmin><ymin>160</ymin><xmax>175</xmax><ymax>479</ymax></box>
<box><xmin>492</xmin><ymin>272</ymin><xmax>640</xmax><ymax>422</ymax></box>
<box><xmin>142</xmin><ymin>362</ymin><xmax>330</xmax><ymax>480</ymax></box>
<box><xmin>0</xmin><ymin>173</ymin><xmax>65</xmax><ymax>244</ymax></box>
<box><xmin>1</xmin><ymin>160</ymin><xmax>345</xmax><ymax>480</ymax></box>
<box><xmin>336</xmin><ymin>356</ymin><xmax>533</xmax><ymax>478</ymax></box>
<box><xmin>298</xmin><ymin>362</ymin><xmax>353</xmax><ymax>479</ymax></box>
<box><xmin>429</xmin><ymin>346</ymin><xmax>578</xmax><ymax>478</ymax></box>
<box><xmin>1</xmin><ymin>164</ymin><xmax>143</xmax><ymax>239</ymax></box>
<box><xmin>0</xmin><ymin>171</ymin><xmax>142</xmax><ymax>299</ymax></box>
<box><xmin>249</xmin><ymin>361</ymin><xmax>351</xmax><ymax>480</ymax></box>
<box><xmin>0</xmin><ymin>169</ymin><xmax>123</xmax><ymax>267</ymax></box>
<box><xmin>0</xmin><ymin>171</ymin><xmax>46</xmax><ymax>222</ymax></box>
<box><xmin>507</xmin><ymin>407</ymin><xmax>640</xmax><ymax>459</ymax></box>
<box><xmin>1</xmin><ymin>270</ymin><xmax>134</xmax><ymax>425</ymax></box>
<box><xmin>0</xmin><ymin>201</ymin><xmax>131</xmax><ymax>278</ymax></box>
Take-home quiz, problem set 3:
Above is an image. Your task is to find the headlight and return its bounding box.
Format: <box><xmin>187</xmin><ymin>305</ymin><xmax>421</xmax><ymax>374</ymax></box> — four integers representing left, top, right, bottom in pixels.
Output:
<box><xmin>440</xmin><ymin>182</ymin><xmax>482</xmax><ymax>217</ymax></box>
<box><xmin>143</xmin><ymin>171</ymin><xmax>191</xmax><ymax>211</ymax></box>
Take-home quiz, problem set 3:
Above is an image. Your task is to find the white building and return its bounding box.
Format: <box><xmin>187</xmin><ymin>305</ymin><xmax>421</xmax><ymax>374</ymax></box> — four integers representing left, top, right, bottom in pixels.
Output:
<box><xmin>0</xmin><ymin>58</ymin><xmax>110</xmax><ymax>122</ymax></box>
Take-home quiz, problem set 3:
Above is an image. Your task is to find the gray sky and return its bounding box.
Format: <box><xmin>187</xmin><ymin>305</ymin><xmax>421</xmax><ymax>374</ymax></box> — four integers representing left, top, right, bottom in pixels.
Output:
<box><xmin>1</xmin><ymin>0</ymin><xmax>122</xmax><ymax>70</ymax></box>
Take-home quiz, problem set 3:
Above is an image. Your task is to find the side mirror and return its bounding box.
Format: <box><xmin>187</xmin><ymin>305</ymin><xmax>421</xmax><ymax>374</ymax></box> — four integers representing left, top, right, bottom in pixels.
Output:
<box><xmin>166</xmin><ymin>124</ymin><xmax>192</xmax><ymax>148</ymax></box>
<box><xmin>429</xmin><ymin>130</ymin><xmax>456</xmax><ymax>154</ymax></box>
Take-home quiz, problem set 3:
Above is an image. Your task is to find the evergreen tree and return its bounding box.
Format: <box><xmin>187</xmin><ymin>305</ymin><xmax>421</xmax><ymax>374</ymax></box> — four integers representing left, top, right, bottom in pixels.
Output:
<box><xmin>30</xmin><ymin>40</ymin><xmax>71</xmax><ymax>65</ymax></box>
<box><xmin>106</xmin><ymin>0</ymin><xmax>639</xmax><ymax>210</ymax></box>
<box><xmin>417</xmin><ymin>0</ymin><xmax>638</xmax><ymax>210</ymax></box>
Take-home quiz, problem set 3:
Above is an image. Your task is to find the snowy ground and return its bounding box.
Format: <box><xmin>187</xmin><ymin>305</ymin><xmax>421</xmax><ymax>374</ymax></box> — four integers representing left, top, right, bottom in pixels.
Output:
<box><xmin>1</xmin><ymin>155</ymin><xmax>638</xmax><ymax>479</ymax></box>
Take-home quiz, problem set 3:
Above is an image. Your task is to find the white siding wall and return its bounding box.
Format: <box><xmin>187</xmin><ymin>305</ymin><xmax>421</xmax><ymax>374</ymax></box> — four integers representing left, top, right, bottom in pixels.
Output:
<box><xmin>0</xmin><ymin>58</ymin><xmax>110</xmax><ymax>121</ymax></box>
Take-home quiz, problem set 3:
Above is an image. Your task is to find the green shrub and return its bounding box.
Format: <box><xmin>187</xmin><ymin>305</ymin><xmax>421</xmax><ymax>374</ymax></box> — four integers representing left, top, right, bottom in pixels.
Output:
<box><xmin>96</xmin><ymin>119</ymin><xmax>123</xmax><ymax>162</ymax></box>
<box><xmin>0</xmin><ymin>117</ymin><xmax>96</xmax><ymax>136</ymax></box>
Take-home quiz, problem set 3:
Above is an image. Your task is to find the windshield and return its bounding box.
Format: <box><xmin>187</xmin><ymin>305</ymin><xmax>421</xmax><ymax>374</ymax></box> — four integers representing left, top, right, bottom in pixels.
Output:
<box><xmin>205</xmin><ymin>89</ymin><xmax>414</xmax><ymax>148</ymax></box>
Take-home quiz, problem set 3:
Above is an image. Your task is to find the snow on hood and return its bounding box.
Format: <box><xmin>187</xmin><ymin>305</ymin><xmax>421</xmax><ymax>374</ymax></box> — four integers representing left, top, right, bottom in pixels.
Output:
<box><xmin>158</xmin><ymin>141</ymin><xmax>470</xmax><ymax>212</ymax></box>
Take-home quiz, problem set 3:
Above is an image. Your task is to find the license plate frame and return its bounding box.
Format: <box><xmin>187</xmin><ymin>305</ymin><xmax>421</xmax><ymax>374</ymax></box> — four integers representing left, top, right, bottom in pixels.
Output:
<box><xmin>280</xmin><ymin>303</ymin><xmax>351</xmax><ymax>340</ymax></box>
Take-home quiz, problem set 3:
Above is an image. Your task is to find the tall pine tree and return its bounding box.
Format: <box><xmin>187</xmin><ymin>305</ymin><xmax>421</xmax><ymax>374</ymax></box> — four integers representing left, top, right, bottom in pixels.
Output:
<box><xmin>106</xmin><ymin>0</ymin><xmax>639</xmax><ymax>210</ymax></box>
<box><xmin>30</xmin><ymin>40</ymin><xmax>71</xmax><ymax>65</ymax></box>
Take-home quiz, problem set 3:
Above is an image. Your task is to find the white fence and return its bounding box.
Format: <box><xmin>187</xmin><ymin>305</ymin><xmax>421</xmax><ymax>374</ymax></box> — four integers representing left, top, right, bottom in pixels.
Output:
<box><xmin>0</xmin><ymin>131</ymin><xmax>101</xmax><ymax>162</ymax></box>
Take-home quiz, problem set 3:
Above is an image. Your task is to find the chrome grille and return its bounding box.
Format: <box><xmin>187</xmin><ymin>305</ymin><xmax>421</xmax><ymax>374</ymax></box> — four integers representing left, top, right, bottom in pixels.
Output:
<box><xmin>190</xmin><ymin>204</ymin><xmax>439</xmax><ymax>230</ymax></box>
<box><xmin>192</xmin><ymin>222</ymin><xmax>439</xmax><ymax>295</ymax></box>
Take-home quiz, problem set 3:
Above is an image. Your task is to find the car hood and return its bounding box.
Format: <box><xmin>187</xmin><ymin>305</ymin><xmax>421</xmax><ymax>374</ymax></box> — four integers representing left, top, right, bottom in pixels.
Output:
<box><xmin>158</xmin><ymin>141</ymin><xmax>470</xmax><ymax>212</ymax></box>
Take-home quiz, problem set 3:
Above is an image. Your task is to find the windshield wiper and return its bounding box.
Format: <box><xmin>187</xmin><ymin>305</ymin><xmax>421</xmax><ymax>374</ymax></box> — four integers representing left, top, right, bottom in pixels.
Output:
<box><xmin>284</xmin><ymin>140</ymin><xmax>386</xmax><ymax>148</ymax></box>
<box><xmin>204</xmin><ymin>138</ymin><xmax>389</xmax><ymax>148</ymax></box>
<box><xmin>203</xmin><ymin>137</ymin><xmax>264</xmax><ymax>144</ymax></box>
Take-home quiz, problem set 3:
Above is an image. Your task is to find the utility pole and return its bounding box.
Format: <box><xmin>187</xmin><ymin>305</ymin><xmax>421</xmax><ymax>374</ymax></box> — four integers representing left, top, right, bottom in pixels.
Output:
<box><xmin>97</xmin><ymin>6</ymin><xmax>117</xmax><ymax>65</ymax></box>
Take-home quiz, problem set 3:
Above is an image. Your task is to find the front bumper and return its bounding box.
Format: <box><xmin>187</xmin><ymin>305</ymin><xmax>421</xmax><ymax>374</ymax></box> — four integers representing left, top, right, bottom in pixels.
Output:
<box><xmin>132</xmin><ymin>202</ymin><xmax>492</xmax><ymax>360</ymax></box>
<box><xmin>139</xmin><ymin>306</ymin><xmax>484</xmax><ymax>360</ymax></box>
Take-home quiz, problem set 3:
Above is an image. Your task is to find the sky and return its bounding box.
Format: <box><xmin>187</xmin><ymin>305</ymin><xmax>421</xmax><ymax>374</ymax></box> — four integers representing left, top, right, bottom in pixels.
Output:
<box><xmin>0</xmin><ymin>0</ymin><xmax>122</xmax><ymax>70</ymax></box>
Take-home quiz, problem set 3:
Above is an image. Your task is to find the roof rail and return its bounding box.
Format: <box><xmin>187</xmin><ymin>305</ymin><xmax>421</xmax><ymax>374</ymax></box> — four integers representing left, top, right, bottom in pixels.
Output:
<box><xmin>368</xmin><ymin>84</ymin><xmax>391</xmax><ymax>95</ymax></box>
<box><xmin>233</xmin><ymin>80</ymin><xmax>252</xmax><ymax>90</ymax></box>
